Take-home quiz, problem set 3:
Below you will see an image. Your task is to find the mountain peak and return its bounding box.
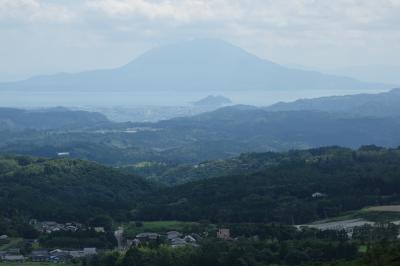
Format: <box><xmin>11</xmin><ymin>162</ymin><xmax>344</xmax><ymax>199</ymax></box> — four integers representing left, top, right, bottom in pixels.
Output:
<box><xmin>191</xmin><ymin>95</ymin><xmax>232</xmax><ymax>107</ymax></box>
<box><xmin>0</xmin><ymin>39</ymin><xmax>392</xmax><ymax>107</ymax></box>
<box><xmin>124</xmin><ymin>38</ymin><xmax>269</xmax><ymax>70</ymax></box>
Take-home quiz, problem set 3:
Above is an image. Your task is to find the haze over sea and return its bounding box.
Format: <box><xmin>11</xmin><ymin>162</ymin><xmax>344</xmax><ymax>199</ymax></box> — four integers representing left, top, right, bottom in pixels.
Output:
<box><xmin>0</xmin><ymin>89</ymin><xmax>388</xmax><ymax>107</ymax></box>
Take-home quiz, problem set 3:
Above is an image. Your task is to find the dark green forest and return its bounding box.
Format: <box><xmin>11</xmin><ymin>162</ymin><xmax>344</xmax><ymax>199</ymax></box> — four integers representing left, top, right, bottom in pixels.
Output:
<box><xmin>2</xmin><ymin>146</ymin><xmax>400</xmax><ymax>226</ymax></box>
<box><xmin>3</xmin><ymin>146</ymin><xmax>400</xmax><ymax>225</ymax></box>
<box><xmin>135</xmin><ymin>146</ymin><xmax>400</xmax><ymax>223</ymax></box>
<box><xmin>2</xmin><ymin>146</ymin><xmax>400</xmax><ymax>265</ymax></box>
<box><xmin>0</xmin><ymin>155</ymin><xmax>153</xmax><ymax>223</ymax></box>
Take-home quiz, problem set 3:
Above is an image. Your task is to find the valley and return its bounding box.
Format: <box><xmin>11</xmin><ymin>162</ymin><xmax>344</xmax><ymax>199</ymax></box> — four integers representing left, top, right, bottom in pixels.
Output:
<box><xmin>2</xmin><ymin>146</ymin><xmax>400</xmax><ymax>265</ymax></box>
<box><xmin>1</xmin><ymin>8</ymin><xmax>400</xmax><ymax>263</ymax></box>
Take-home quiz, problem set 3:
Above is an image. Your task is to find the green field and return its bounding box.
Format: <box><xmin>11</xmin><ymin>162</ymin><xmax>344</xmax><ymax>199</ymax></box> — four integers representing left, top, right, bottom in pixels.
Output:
<box><xmin>358</xmin><ymin>245</ymin><xmax>368</xmax><ymax>253</ymax></box>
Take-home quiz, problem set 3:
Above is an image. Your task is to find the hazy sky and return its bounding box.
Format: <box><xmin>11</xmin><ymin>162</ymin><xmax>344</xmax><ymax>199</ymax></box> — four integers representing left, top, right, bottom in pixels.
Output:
<box><xmin>1</xmin><ymin>0</ymin><xmax>400</xmax><ymax>81</ymax></box>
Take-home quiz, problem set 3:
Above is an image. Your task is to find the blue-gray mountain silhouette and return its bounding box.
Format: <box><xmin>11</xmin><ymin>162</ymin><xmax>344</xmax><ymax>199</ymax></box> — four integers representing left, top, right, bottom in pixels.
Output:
<box><xmin>266</xmin><ymin>88</ymin><xmax>400</xmax><ymax>117</ymax></box>
<box><xmin>0</xmin><ymin>39</ymin><xmax>390</xmax><ymax>92</ymax></box>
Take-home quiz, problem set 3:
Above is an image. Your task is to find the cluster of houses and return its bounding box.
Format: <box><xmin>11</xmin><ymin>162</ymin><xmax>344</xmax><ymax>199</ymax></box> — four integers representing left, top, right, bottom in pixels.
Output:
<box><xmin>0</xmin><ymin>248</ymin><xmax>97</xmax><ymax>263</ymax></box>
<box><xmin>30</xmin><ymin>220</ymin><xmax>86</xmax><ymax>234</ymax></box>
<box><xmin>124</xmin><ymin>228</ymin><xmax>232</xmax><ymax>249</ymax></box>
<box><xmin>125</xmin><ymin>230</ymin><xmax>204</xmax><ymax>249</ymax></box>
<box><xmin>0</xmin><ymin>249</ymin><xmax>25</xmax><ymax>263</ymax></box>
<box><xmin>0</xmin><ymin>224</ymin><xmax>234</xmax><ymax>264</ymax></box>
<box><xmin>165</xmin><ymin>231</ymin><xmax>200</xmax><ymax>248</ymax></box>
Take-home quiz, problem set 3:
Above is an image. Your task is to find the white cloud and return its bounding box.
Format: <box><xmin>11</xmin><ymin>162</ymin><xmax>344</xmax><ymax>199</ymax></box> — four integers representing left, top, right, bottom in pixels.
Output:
<box><xmin>86</xmin><ymin>0</ymin><xmax>242</xmax><ymax>23</ymax></box>
<box><xmin>0</xmin><ymin>0</ymin><xmax>400</xmax><ymax>79</ymax></box>
<box><xmin>0</xmin><ymin>0</ymin><xmax>75</xmax><ymax>23</ymax></box>
<box><xmin>83</xmin><ymin>0</ymin><xmax>400</xmax><ymax>39</ymax></box>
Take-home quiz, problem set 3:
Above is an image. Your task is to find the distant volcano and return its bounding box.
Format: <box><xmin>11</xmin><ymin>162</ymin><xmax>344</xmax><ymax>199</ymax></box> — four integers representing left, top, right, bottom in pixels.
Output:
<box><xmin>0</xmin><ymin>39</ymin><xmax>390</xmax><ymax>95</ymax></box>
<box><xmin>192</xmin><ymin>95</ymin><xmax>232</xmax><ymax>107</ymax></box>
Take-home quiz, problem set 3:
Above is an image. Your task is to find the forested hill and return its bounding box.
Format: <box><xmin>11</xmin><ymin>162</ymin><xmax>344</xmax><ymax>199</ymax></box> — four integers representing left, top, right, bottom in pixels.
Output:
<box><xmin>2</xmin><ymin>103</ymin><xmax>400</xmax><ymax>166</ymax></box>
<box><xmin>135</xmin><ymin>146</ymin><xmax>400</xmax><ymax>224</ymax></box>
<box><xmin>0</xmin><ymin>155</ymin><xmax>154</xmax><ymax>222</ymax></box>
<box><xmin>266</xmin><ymin>88</ymin><xmax>400</xmax><ymax>117</ymax></box>
<box><xmin>3</xmin><ymin>146</ymin><xmax>400</xmax><ymax>227</ymax></box>
<box><xmin>130</xmin><ymin>151</ymin><xmax>286</xmax><ymax>185</ymax></box>
<box><xmin>0</xmin><ymin>107</ymin><xmax>110</xmax><ymax>130</ymax></box>
<box><xmin>144</xmin><ymin>105</ymin><xmax>400</xmax><ymax>151</ymax></box>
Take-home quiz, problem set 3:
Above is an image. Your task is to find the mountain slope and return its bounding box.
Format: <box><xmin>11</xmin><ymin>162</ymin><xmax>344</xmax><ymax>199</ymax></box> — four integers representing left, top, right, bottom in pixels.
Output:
<box><xmin>3</xmin><ymin>106</ymin><xmax>400</xmax><ymax>165</ymax></box>
<box><xmin>266</xmin><ymin>88</ymin><xmax>400</xmax><ymax>117</ymax></box>
<box><xmin>149</xmin><ymin>106</ymin><xmax>400</xmax><ymax>151</ymax></box>
<box><xmin>325</xmin><ymin>65</ymin><xmax>400</xmax><ymax>85</ymax></box>
<box><xmin>0</xmin><ymin>155</ymin><xmax>154</xmax><ymax>222</ymax></box>
<box><xmin>0</xmin><ymin>107</ymin><xmax>110</xmax><ymax>131</ymax></box>
<box><xmin>136</xmin><ymin>146</ymin><xmax>400</xmax><ymax>224</ymax></box>
<box><xmin>0</xmin><ymin>39</ymin><xmax>390</xmax><ymax>95</ymax></box>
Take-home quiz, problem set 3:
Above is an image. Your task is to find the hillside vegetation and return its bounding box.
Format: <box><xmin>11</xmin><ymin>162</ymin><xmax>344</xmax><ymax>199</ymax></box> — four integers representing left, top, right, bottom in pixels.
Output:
<box><xmin>0</xmin><ymin>107</ymin><xmax>109</xmax><ymax>131</ymax></box>
<box><xmin>0</xmin><ymin>155</ymin><xmax>153</xmax><ymax>223</ymax></box>
<box><xmin>3</xmin><ymin>146</ymin><xmax>400</xmax><ymax>228</ymax></box>
<box><xmin>135</xmin><ymin>146</ymin><xmax>400</xmax><ymax>224</ymax></box>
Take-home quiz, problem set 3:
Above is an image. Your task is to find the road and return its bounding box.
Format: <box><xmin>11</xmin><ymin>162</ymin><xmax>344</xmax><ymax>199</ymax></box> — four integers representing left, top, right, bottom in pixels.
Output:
<box><xmin>114</xmin><ymin>226</ymin><xmax>124</xmax><ymax>250</ymax></box>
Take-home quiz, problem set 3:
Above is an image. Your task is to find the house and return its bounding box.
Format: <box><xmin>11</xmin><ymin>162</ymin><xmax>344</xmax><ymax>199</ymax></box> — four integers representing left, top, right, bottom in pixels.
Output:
<box><xmin>49</xmin><ymin>249</ymin><xmax>71</xmax><ymax>262</ymax></box>
<box><xmin>42</xmin><ymin>221</ymin><xmax>58</xmax><ymax>227</ymax></box>
<box><xmin>83</xmin><ymin>248</ymin><xmax>97</xmax><ymax>256</ymax></box>
<box><xmin>3</xmin><ymin>255</ymin><xmax>26</xmax><ymax>262</ymax></box>
<box><xmin>94</xmin><ymin>227</ymin><xmax>105</xmax><ymax>233</ymax></box>
<box><xmin>69</xmin><ymin>250</ymin><xmax>85</xmax><ymax>259</ymax></box>
<box><xmin>68</xmin><ymin>248</ymin><xmax>96</xmax><ymax>258</ymax></box>
<box><xmin>217</xmin><ymin>228</ymin><xmax>231</xmax><ymax>240</ymax></box>
<box><xmin>126</xmin><ymin>239</ymin><xmax>141</xmax><ymax>248</ymax></box>
<box><xmin>170</xmin><ymin>238</ymin><xmax>187</xmax><ymax>247</ymax></box>
<box><xmin>30</xmin><ymin>250</ymin><xmax>49</xmax><ymax>262</ymax></box>
<box><xmin>65</xmin><ymin>225</ymin><xmax>79</xmax><ymax>232</ymax></box>
<box><xmin>0</xmin><ymin>251</ymin><xmax>7</xmax><ymax>260</ymax></box>
<box><xmin>136</xmin><ymin>232</ymin><xmax>160</xmax><ymax>241</ymax></box>
<box><xmin>312</xmin><ymin>192</ymin><xmax>327</xmax><ymax>198</ymax></box>
<box><xmin>190</xmin><ymin>233</ymin><xmax>203</xmax><ymax>241</ymax></box>
<box><xmin>170</xmin><ymin>236</ymin><xmax>198</xmax><ymax>248</ymax></box>
<box><xmin>184</xmin><ymin>235</ymin><xmax>197</xmax><ymax>243</ymax></box>
<box><xmin>7</xmin><ymin>248</ymin><xmax>21</xmax><ymax>255</ymax></box>
<box><xmin>167</xmin><ymin>231</ymin><xmax>182</xmax><ymax>240</ymax></box>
